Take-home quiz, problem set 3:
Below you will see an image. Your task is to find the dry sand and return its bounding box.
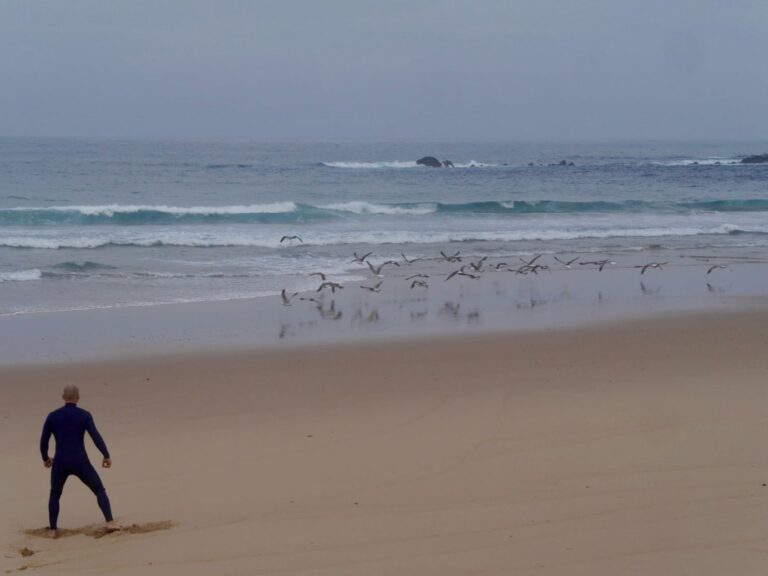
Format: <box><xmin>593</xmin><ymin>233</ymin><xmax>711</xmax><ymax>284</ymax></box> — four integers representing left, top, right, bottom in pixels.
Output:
<box><xmin>2</xmin><ymin>309</ymin><xmax>768</xmax><ymax>574</ymax></box>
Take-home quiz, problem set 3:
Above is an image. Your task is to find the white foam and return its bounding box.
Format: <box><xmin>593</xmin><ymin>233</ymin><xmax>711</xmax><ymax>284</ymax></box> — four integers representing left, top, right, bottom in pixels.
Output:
<box><xmin>652</xmin><ymin>157</ymin><xmax>741</xmax><ymax>166</ymax></box>
<box><xmin>4</xmin><ymin>212</ymin><xmax>768</xmax><ymax>250</ymax></box>
<box><xmin>10</xmin><ymin>203</ymin><xmax>298</xmax><ymax>216</ymax></box>
<box><xmin>453</xmin><ymin>160</ymin><xmax>498</xmax><ymax>168</ymax></box>
<box><xmin>322</xmin><ymin>160</ymin><xmax>497</xmax><ymax>169</ymax></box>
<box><xmin>320</xmin><ymin>201</ymin><xmax>437</xmax><ymax>216</ymax></box>
<box><xmin>0</xmin><ymin>269</ymin><xmax>42</xmax><ymax>282</ymax></box>
<box><xmin>322</xmin><ymin>161</ymin><xmax>418</xmax><ymax>169</ymax></box>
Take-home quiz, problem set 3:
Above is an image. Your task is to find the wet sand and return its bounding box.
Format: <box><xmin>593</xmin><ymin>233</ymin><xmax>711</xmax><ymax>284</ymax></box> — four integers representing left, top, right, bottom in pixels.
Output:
<box><xmin>2</xmin><ymin>308</ymin><xmax>768</xmax><ymax>574</ymax></box>
<box><xmin>1</xmin><ymin>247</ymin><xmax>767</xmax><ymax>366</ymax></box>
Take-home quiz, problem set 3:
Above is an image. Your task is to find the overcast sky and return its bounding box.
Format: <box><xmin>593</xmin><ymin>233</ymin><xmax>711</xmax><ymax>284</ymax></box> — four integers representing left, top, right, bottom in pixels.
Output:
<box><xmin>1</xmin><ymin>0</ymin><xmax>766</xmax><ymax>141</ymax></box>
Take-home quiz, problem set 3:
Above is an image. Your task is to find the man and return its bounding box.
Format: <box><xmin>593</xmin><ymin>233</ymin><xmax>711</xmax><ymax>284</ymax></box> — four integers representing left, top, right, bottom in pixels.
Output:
<box><xmin>40</xmin><ymin>385</ymin><xmax>119</xmax><ymax>537</ymax></box>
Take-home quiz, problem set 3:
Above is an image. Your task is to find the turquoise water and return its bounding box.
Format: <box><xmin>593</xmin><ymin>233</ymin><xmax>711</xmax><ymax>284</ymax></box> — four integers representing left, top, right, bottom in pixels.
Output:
<box><xmin>1</xmin><ymin>139</ymin><xmax>767</xmax><ymax>314</ymax></box>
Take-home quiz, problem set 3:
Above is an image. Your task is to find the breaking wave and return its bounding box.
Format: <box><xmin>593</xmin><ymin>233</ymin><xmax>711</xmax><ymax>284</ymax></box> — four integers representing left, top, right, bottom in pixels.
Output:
<box><xmin>2</xmin><ymin>198</ymin><xmax>768</xmax><ymax>226</ymax></box>
<box><xmin>0</xmin><ymin>269</ymin><xmax>43</xmax><ymax>282</ymax></box>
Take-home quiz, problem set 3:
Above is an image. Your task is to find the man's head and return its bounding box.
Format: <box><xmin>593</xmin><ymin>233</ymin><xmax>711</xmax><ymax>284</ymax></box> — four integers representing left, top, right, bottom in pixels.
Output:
<box><xmin>62</xmin><ymin>385</ymin><xmax>80</xmax><ymax>404</ymax></box>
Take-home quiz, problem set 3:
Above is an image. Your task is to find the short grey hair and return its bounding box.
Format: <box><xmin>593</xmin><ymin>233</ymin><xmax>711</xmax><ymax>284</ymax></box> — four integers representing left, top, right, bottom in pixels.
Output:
<box><xmin>62</xmin><ymin>385</ymin><xmax>80</xmax><ymax>402</ymax></box>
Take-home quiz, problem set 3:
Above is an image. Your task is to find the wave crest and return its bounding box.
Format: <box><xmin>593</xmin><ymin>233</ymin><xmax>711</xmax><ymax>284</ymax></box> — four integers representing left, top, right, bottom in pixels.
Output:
<box><xmin>0</xmin><ymin>269</ymin><xmax>42</xmax><ymax>282</ymax></box>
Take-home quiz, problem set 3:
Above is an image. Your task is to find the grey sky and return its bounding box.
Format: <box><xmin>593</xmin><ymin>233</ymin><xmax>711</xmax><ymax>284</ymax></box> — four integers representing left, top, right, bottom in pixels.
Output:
<box><xmin>1</xmin><ymin>0</ymin><xmax>766</xmax><ymax>140</ymax></box>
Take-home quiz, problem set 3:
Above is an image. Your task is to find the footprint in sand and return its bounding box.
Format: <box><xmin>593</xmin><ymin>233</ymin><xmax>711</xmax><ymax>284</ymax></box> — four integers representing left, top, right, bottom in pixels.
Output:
<box><xmin>24</xmin><ymin>520</ymin><xmax>174</xmax><ymax>540</ymax></box>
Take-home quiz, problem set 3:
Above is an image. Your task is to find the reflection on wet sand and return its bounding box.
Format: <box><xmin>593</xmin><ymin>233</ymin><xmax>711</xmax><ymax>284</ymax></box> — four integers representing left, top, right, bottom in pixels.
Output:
<box><xmin>273</xmin><ymin>248</ymin><xmax>768</xmax><ymax>343</ymax></box>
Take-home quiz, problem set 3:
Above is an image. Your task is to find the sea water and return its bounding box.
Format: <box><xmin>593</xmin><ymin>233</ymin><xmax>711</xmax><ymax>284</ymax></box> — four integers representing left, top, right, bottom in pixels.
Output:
<box><xmin>1</xmin><ymin>139</ymin><xmax>767</xmax><ymax>316</ymax></box>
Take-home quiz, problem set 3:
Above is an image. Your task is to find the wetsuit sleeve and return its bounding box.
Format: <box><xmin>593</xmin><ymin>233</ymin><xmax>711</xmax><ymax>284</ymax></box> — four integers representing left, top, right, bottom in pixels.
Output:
<box><xmin>86</xmin><ymin>413</ymin><xmax>111</xmax><ymax>459</ymax></box>
<box><xmin>40</xmin><ymin>415</ymin><xmax>52</xmax><ymax>461</ymax></box>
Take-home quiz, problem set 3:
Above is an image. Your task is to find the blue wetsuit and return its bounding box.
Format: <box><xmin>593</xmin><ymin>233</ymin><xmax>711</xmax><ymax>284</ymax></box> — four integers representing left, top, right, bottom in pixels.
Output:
<box><xmin>40</xmin><ymin>403</ymin><xmax>113</xmax><ymax>529</ymax></box>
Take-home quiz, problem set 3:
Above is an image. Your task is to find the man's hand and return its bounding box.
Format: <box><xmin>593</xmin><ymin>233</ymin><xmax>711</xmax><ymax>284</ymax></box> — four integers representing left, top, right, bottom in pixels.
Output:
<box><xmin>43</xmin><ymin>458</ymin><xmax>52</xmax><ymax>468</ymax></box>
<box><xmin>102</xmin><ymin>458</ymin><xmax>111</xmax><ymax>469</ymax></box>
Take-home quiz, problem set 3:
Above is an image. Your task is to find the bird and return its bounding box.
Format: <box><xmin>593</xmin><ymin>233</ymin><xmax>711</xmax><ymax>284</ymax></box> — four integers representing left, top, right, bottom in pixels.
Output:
<box><xmin>309</xmin><ymin>272</ymin><xmax>327</xmax><ymax>281</ymax></box>
<box><xmin>519</xmin><ymin>254</ymin><xmax>543</xmax><ymax>266</ymax></box>
<box><xmin>410</xmin><ymin>280</ymin><xmax>429</xmax><ymax>289</ymax></box>
<box><xmin>367</xmin><ymin>260</ymin><xmax>398</xmax><ymax>277</ymax></box>
<box><xmin>360</xmin><ymin>281</ymin><xmax>383</xmax><ymax>293</ymax></box>
<box><xmin>406</xmin><ymin>273</ymin><xmax>429</xmax><ymax>280</ymax></box>
<box><xmin>707</xmin><ymin>264</ymin><xmax>729</xmax><ymax>274</ymax></box>
<box><xmin>634</xmin><ymin>262</ymin><xmax>668</xmax><ymax>275</ymax></box>
<box><xmin>580</xmin><ymin>259</ymin><xmax>613</xmax><ymax>272</ymax></box>
<box><xmin>517</xmin><ymin>264</ymin><xmax>550</xmax><ymax>275</ymax></box>
<box><xmin>317</xmin><ymin>281</ymin><xmax>344</xmax><ymax>293</ymax></box>
<box><xmin>440</xmin><ymin>250</ymin><xmax>462</xmax><ymax>263</ymax></box>
<box><xmin>281</xmin><ymin>289</ymin><xmax>298</xmax><ymax>306</ymax></box>
<box><xmin>445</xmin><ymin>266</ymin><xmax>467</xmax><ymax>281</ymax></box>
<box><xmin>351</xmin><ymin>251</ymin><xmax>373</xmax><ymax>264</ymax></box>
<box><xmin>458</xmin><ymin>271</ymin><xmax>480</xmax><ymax>280</ymax></box>
<box><xmin>554</xmin><ymin>256</ymin><xmax>579</xmax><ymax>268</ymax></box>
<box><xmin>299</xmin><ymin>296</ymin><xmax>321</xmax><ymax>305</ymax></box>
<box><xmin>401</xmin><ymin>253</ymin><xmax>420</xmax><ymax>264</ymax></box>
<box><xmin>280</xmin><ymin>235</ymin><xmax>303</xmax><ymax>244</ymax></box>
<box><xmin>490</xmin><ymin>262</ymin><xmax>508</xmax><ymax>270</ymax></box>
<box><xmin>469</xmin><ymin>256</ymin><xmax>487</xmax><ymax>272</ymax></box>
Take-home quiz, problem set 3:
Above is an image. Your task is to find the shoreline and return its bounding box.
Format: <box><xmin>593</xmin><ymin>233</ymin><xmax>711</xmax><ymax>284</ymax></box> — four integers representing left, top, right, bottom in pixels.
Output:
<box><xmin>3</xmin><ymin>308</ymin><xmax>768</xmax><ymax>574</ymax></box>
<box><xmin>2</xmin><ymin>245</ymin><xmax>768</xmax><ymax>366</ymax></box>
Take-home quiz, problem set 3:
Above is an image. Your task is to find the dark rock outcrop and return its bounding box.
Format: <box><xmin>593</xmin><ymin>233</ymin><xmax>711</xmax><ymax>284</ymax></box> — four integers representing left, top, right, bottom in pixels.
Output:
<box><xmin>416</xmin><ymin>156</ymin><xmax>443</xmax><ymax>168</ymax></box>
<box><xmin>741</xmin><ymin>154</ymin><xmax>768</xmax><ymax>164</ymax></box>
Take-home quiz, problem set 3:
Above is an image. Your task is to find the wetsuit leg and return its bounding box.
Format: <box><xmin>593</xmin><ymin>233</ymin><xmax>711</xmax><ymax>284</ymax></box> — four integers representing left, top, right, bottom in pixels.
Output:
<box><xmin>49</xmin><ymin>465</ymin><xmax>70</xmax><ymax>530</ymax></box>
<box><xmin>74</xmin><ymin>461</ymin><xmax>113</xmax><ymax>522</ymax></box>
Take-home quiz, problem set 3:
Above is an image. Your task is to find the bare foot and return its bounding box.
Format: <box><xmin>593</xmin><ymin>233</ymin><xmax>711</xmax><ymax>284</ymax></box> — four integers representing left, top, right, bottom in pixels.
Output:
<box><xmin>47</xmin><ymin>528</ymin><xmax>59</xmax><ymax>539</ymax></box>
<box><xmin>105</xmin><ymin>520</ymin><xmax>121</xmax><ymax>533</ymax></box>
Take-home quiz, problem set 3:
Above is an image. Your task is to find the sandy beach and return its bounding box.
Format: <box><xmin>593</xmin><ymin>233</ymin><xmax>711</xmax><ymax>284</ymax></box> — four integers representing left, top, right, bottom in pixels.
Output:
<box><xmin>3</xmin><ymin>307</ymin><xmax>768</xmax><ymax>575</ymax></box>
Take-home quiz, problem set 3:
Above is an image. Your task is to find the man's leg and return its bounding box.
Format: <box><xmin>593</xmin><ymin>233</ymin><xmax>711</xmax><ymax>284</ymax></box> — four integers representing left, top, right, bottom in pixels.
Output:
<box><xmin>48</xmin><ymin>465</ymin><xmax>69</xmax><ymax>531</ymax></box>
<box><xmin>74</xmin><ymin>461</ymin><xmax>114</xmax><ymax>523</ymax></box>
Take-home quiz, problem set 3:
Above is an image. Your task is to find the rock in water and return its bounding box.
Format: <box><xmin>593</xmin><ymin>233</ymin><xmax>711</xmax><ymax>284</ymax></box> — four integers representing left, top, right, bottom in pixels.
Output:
<box><xmin>741</xmin><ymin>154</ymin><xmax>768</xmax><ymax>164</ymax></box>
<box><xmin>416</xmin><ymin>156</ymin><xmax>443</xmax><ymax>168</ymax></box>
<box><xmin>442</xmin><ymin>160</ymin><xmax>454</xmax><ymax>167</ymax></box>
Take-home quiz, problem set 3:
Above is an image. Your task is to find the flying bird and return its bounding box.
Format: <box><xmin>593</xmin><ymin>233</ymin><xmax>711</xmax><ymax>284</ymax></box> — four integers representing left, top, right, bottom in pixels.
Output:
<box><xmin>351</xmin><ymin>251</ymin><xmax>373</xmax><ymax>264</ymax></box>
<box><xmin>440</xmin><ymin>250</ymin><xmax>462</xmax><ymax>263</ymax></box>
<box><xmin>519</xmin><ymin>254</ymin><xmax>543</xmax><ymax>266</ymax></box>
<box><xmin>360</xmin><ymin>281</ymin><xmax>383</xmax><ymax>293</ymax></box>
<box><xmin>309</xmin><ymin>272</ymin><xmax>327</xmax><ymax>281</ymax></box>
<box><xmin>280</xmin><ymin>235</ymin><xmax>303</xmax><ymax>244</ymax></box>
<box><xmin>410</xmin><ymin>280</ymin><xmax>429</xmax><ymax>289</ymax></box>
<box><xmin>554</xmin><ymin>256</ymin><xmax>579</xmax><ymax>268</ymax></box>
<box><xmin>707</xmin><ymin>264</ymin><xmax>729</xmax><ymax>274</ymax></box>
<box><xmin>367</xmin><ymin>260</ymin><xmax>398</xmax><ymax>277</ymax></box>
<box><xmin>445</xmin><ymin>266</ymin><xmax>467</xmax><ymax>281</ymax></box>
<box><xmin>401</xmin><ymin>253</ymin><xmax>420</xmax><ymax>264</ymax></box>
<box><xmin>406</xmin><ymin>273</ymin><xmax>429</xmax><ymax>280</ymax></box>
<box><xmin>634</xmin><ymin>262</ymin><xmax>668</xmax><ymax>275</ymax></box>
<box><xmin>317</xmin><ymin>281</ymin><xmax>344</xmax><ymax>293</ymax></box>
<box><xmin>580</xmin><ymin>259</ymin><xmax>614</xmax><ymax>272</ymax></box>
<box><xmin>469</xmin><ymin>256</ymin><xmax>487</xmax><ymax>272</ymax></box>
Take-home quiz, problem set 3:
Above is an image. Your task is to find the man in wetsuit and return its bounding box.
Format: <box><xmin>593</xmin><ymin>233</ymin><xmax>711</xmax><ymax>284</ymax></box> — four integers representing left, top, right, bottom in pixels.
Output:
<box><xmin>40</xmin><ymin>385</ymin><xmax>119</xmax><ymax>536</ymax></box>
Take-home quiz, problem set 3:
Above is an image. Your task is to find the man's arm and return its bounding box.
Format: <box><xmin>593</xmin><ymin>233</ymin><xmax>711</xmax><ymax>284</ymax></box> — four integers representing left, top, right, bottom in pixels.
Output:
<box><xmin>40</xmin><ymin>415</ymin><xmax>52</xmax><ymax>462</ymax></box>
<box><xmin>85</xmin><ymin>413</ymin><xmax>111</xmax><ymax>460</ymax></box>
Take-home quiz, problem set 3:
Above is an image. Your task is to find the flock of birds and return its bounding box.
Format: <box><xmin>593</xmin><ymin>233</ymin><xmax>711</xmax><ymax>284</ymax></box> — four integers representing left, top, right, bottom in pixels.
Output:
<box><xmin>279</xmin><ymin>243</ymin><xmax>732</xmax><ymax>307</ymax></box>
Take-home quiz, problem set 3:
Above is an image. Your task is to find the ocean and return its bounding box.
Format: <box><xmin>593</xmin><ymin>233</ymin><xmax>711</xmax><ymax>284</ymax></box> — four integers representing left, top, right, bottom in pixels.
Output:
<box><xmin>1</xmin><ymin>138</ymin><xmax>767</xmax><ymax>316</ymax></box>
